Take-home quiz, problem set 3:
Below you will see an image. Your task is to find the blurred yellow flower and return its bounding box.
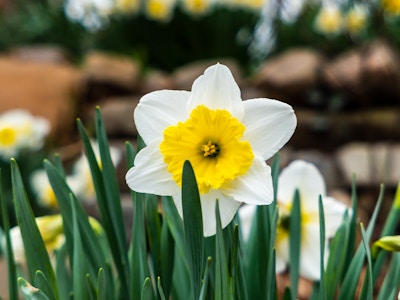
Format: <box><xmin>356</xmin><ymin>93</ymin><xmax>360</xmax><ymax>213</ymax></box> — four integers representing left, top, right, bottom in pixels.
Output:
<box><xmin>9</xmin><ymin>214</ymin><xmax>103</xmax><ymax>265</ymax></box>
<box><xmin>115</xmin><ymin>0</ymin><xmax>140</xmax><ymax>13</ymax></box>
<box><xmin>232</xmin><ymin>0</ymin><xmax>265</xmax><ymax>10</ymax></box>
<box><xmin>345</xmin><ymin>5</ymin><xmax>368</xmax><ymax>35</ymax></box>
<box><xmin>382</xmin><ymin>0</ymin><xmax>400</xmax><ymax>15</ymax></box>
<box><xmin>31</xmin><ymin>170</ymin><xmax>58</xmax><ymax>209</ymax></box>
<box><xmin>314</xmin><ymin>4</ymin><xmax>344</xmax><ymax>35</ymax></box>
<box><xmin>145</xmin><ymin>0</ymin><xmax>176</xmax><ymax>21</ymax></box>
<box><xmin>181</xmin><ymin>0</ymin><xmax>210</xmax><ymax>15</ymax></box>
<box><xmin>0</xmin><ymin>109</ymin><xmax>50</xmax><ymax>159</ymax></box>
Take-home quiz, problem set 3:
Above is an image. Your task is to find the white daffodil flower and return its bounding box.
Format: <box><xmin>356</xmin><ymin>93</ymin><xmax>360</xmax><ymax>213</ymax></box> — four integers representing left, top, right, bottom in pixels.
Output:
<box><xmin>314</xmin><ymin>4</ymin><xmax>344</xmax><ymax>36</ymax></box>
<box><xmin>239</xmin><ymin>160</ymin><xmax>348</xmax><ymax>280</ymax></box>
<box><xmin>0</xmin><ymin>109</ymin><xmax>50</xmax><ymax>159</ymax></box>
<box><xmin>8</xmin><ymin>214</ymin><xmax>103</xmax><ymax>265</ymax></box>
<box><xmin>68</xmin><ymin>140</ymin><xmax>121</xmax><ymax>203</ymax></box>
<box><xmin>31</xmin><ymin>169</ymin><xmax>58</xmax><ymax>209</ymax></box>
<box><xmin>345</xmin><ymin>4</ymin><xmax>368</xmax><ymax>36</ymax></box>
<box><xmin>126</xmin><ymin>63</ymin><xmax>296</xmax><ymax>236</ymax></box>
<box><xmin>275</xmin><ymin>160</ymin><xmax>348</xmax><ymax>280</ymax></box>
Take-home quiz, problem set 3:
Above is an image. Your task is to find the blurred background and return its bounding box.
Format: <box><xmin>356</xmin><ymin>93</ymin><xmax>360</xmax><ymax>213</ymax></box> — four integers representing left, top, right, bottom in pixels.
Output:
<box><xmin>0</xmin><ymin>0</ymin><xmax>400</xmax><ymax>295</ymax></box>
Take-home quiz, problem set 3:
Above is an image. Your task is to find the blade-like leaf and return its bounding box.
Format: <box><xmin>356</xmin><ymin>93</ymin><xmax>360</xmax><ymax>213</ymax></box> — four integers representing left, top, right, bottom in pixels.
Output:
<box><xmin>182</xmin><ymin>160</ymin><xmax>204</xmax><ymax>300</ymax></box>
<box><xmin>11</xmin><ymin>159</ymin><xmax>58</xmax><ymax>299</ymax></box>
<box><xmin>215</xmin><ymin>200</ymin><xmax>229</xmax><ymax>300</ymax></box>
<box><xmin>0</xmin><ymin>168</ymin><xmax>18</xmax><ymax>300</ymax></box>
<box><xmin>18</xmin><ymin>277</ymin><xmax>51</xmax><ymax>300</ymax></box>
<box><xmin>289</xmin><ymin>189</ymin><xmax>301</xmax><ymax>300</ymax></box>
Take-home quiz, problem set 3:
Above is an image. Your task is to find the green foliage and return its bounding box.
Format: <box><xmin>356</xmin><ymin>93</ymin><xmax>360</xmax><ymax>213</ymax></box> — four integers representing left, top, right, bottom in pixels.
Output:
<box><xmin>1</xmin><ymin>109</ymin><xmax>400</xmax><ymax>300</ymax></box>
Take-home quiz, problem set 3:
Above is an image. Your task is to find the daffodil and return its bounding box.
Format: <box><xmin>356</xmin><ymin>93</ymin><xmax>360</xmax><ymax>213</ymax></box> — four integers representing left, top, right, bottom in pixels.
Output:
<box><xmin>68</xmin><ymin>140</ymin><xmax>121</xmax><ymax>203</ymax></box>
<box><xmin>114</xmin><ymin>0</ymin><xmax>140</xmax><ymax>13</ymax></box>
<box><xmin>314</xmin><ymin>4</ymin><xmax>344</xmax><ymax>36</ymax></box>
<box><xmin>0</xmin><ymin>109</ymin><xmax>50</xmax><ymax>159</ymax></box>
<box><xmin>145</xmin><ymin>0</ymin><xmax>176</xmax><ymax>21</ymax></box>
<box><xmin>275</xmin><ymin>160</ymin><xmax>348</xmax><ymax>280</ymax></box>
<box><xmin>382</xmin><ymin>0</ymin><xmax>400</xmax><ymax>15</ymax></box>
<box><xmin>345</xmin><ymin>4</ymin><xmax>368</xmax><ymax>36</ymax></box>
<box><xmin>8</xmin><ymin>214</ymin><xmax>103</xmax><ymax>265</ymax></box>
<box><xmin>126</xmin><ymin>63</ymin><xmax>296</xmax><ymax>236</ymax></box>
<box><xmin>181</xmin><ymin>0</ymin><xmax>211</xmax><ymax>15</ymax></box>
<box><xmin>31</xmin><ymin>170</ymin><xmax>58</xmax><ymax>209</ymax></box>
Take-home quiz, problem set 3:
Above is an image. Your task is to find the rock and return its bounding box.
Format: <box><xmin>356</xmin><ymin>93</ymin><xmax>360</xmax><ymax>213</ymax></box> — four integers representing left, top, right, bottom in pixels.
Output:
<box><xmin>83</xmin><ymin>52</ymin><xmax>141</xmax><ymax>100</ymax></box>
<box><xmin>0</xmin><ymin>57</ymin><xmax>82</xmax><ymax>145</ymax></box>
<box><xmin>336</xmin><ymin>142</ymin><xmax>400</xmax><ymax>188</ymax></box>
<box><xmin>254</xmin><ymin>48</ymin><xmax>324</xmax><ymax>103</ymax></box>
<box><xmin>140</xmin><ymin>70</ymin><xmax>174</xmax><ymax>94</ymax></box>
<box><xmin>85</xmin><ymin>97</ymin><xmax>139</xmax><ymax>138</ymax></box>
<box><xmin>322</xmin><ymin>49</ymin><xmax>364</xmax><ymax>96</ymax></box>
<box><xmin>172</xmin><ymin>59</ymin><xmax>244</xmax><ymax>91</ymax></box>
<box><xmin>8</xmin><ymin>45</ymin><xmax>71</xmax><ymax>64</ymax></box>
<box><xmin>276</xmin><ymin>272</ymin><xmax>313</xmax><ymax>300</ymax></box>
<box><xmin>362</xmin><ymin>40</ymin><xmax>400</xmax><ymax>101</ymax></box>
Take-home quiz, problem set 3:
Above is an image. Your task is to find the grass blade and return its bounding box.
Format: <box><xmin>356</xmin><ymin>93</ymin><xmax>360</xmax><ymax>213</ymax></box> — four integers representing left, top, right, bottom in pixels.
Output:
<box><xmin>289</xmin><ymin>189</ymin><xmax>301</xmax><ymax>300</ymax></box>
<box><xmin>182</xmin><ymin>160</ymin><xmax>204</xmax><ymax>300</ymax></box>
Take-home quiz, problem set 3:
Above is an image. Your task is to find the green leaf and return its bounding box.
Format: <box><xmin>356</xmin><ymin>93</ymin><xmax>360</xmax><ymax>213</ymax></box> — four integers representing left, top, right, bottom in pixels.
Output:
<box><xmin>199</xmin><ymin>257</ymin><xmax>212</xmax><ymax>300</ymax></box>
<box><xmin>54</xmin><ymin>246</ymin><xmax>71</xmax><ymax>300</ymax></box>
<box><xmin>71</xmin><ymin>197</ymin><xmax>89</xmax><ymax>300</ymax></box>
<box><xmin>215</xmin><ymin>200</ymin><xmax>229</xmax><ymax>300</ymax></box>
<box><xmin>360</xmin><ymin>224</ymin><xmax>373</xmax><ymax>300</ymax></box>
<box><xmin>44</xmin><ymin>160</ymin><xmax>114</xmax><ymax>298</ymax></box>
<box><xmin>146</xmin><ymin>194</ymin><xmax>162</xmax><ymax>285</ymax></box>
<box><xmin>338</xmin><ymin>184</ymin><xmax>384</xmax><ymax>299</ymax></box>
<box><xmin>289</xmin><ymin>189</ymin><xmax>301</xmax><ymax>300</ymax></box>
<box><xmin>11</xmin><ymin>159</ymin><xmax>59</xmax><ymax>299</ymax></box>
<box><xmin>182</xmin><ymin>160</ymin><xmax>204</xmax><ymax>300</ymax></box>
<box><xmin>156</xmin><ymin>277</ymin><xmax>167</xmax><ymax>300</ymax></box>
<box><xmin>318</xmin><ymin>196</ymin><xmax>326</xmax><ymax>300</ymax></box>
<box><xmin>0</xmin><ymin>168</ymin><xmax>18</xmax><ymax>300</ymax></box>
<box><xmin>141</xmin><ymin>278</ymin><xmax>155</xmax><ymax>300</ymax></box>
<box><xmin>34</xmin><ymin>271</ymin><xmax>57</xmax><ymax>300</ymax></box>
<box><xmin>97</xmin><ymin>268</ymin><xmax>108</xmax><ymax>300</ymax></box>
<box><xmin>126</xmin><ymin>141</ymin><xmax>151</xmax><ymax>300</ymax></box>
<box><xmin>376</xmin><ymin>252</ymin><xmax>400</xmax><ymax>300</ymax></box>
<box><xmin>77</xmin><ymin>115</ymin><xmax>130</xmax><ymax>298</ymax></box>
<box><xmin>18</xmin><ymin>277</ymin><xmax>51</xmax><ymax>300</ymax></box>
<box><xmin>160</xmin><ymin>214</ymin><xmax>175</xmax><ymax>299</ymax></box>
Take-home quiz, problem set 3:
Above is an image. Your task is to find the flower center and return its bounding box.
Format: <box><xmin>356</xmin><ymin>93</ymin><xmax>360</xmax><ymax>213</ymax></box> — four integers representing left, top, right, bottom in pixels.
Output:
<box><xmin>201</xmin><ymin>140</ymin><xmax>219</xmax><ymax>157</ymax></box>
<box><xmin>0</xmin><ymin>127</ymin><xmax>17</xmax><ymax>146</ymax></box>
<box><xmin>160</xmin><ymin>105</ymin><xmax>254</xmax><ymax>194</ymax></box>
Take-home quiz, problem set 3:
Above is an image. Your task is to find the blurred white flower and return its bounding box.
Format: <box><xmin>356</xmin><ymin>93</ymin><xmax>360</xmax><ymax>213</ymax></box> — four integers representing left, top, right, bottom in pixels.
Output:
<box><xmin>68</xmin><ymin>140</ymin><xmax>121</xmax><ymax>203</ymax></box>
<box><xmin>314</xmin><ymin>3</ymin><xmax>344</xmax><ymax>35</ymax></box>
<box><xmin>31</xmin><ymin>170</ymin><xmax>58</xmax><ymax>209</ymax></box>
<box><xmin>8</xmin><ymin>214</ymin><xmax>103</xmax><ymax>265</ymax></box>
<box><xmin>0</xmin><ymin>109</ymin><xmax>50</xmax><ymax>159</ymax></box>
<box><xmin>180</xmin><ymin>0</ymin><xmax>212</xmax><ymax>15</ymax></box>
<box><xmin>64</xmin><ymin>0</ymin><xmax>113</xmax><ymax>30</ymax></box>
<box><xmin>239</xmin><ymin>160</ymin><xmax>348</xmax><ymax>280</ymax></box>
<box><xmin>145</xmin><ymin>0</ymin><xmax>177</xmax><ymax>21</ymax></box>
<box><xmin>345</xmin><ymin>4</ymin><xmax>368</xmax><ymax>36</ymax></box>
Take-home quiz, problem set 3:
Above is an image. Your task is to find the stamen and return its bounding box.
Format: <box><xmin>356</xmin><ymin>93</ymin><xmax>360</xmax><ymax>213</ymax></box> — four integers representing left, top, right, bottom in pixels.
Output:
<box><xmin>201</xmin><ymin>140</ymin><xmax>219</xmax><ymax>157</ymax></box>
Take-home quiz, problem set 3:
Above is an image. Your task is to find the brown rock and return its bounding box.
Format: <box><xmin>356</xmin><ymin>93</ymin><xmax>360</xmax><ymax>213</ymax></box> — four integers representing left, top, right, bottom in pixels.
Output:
<box><xmin>140</xmin><ymin>70</ymin><xmax>174</xmax><ymax>94</ymax></box>
<box><xmin>8</xmin><ymin>45</ymin><xmax>71</xmax><ymax>65</ymax></box>
<box><xmin>83</xmin><ymin>52</ymin><xmax>140</xmax><ymax>93</ymax></box>
<box><xmin>276</xmin><ymin>272</ymin><xmax>314</xmax><ymax>300</ymax></box>
<box><xmin>0</xmin><ymin>57</ymin><xmax>82</xmax><ymax>145</ymax></box>
<box><xmin>172</xmin><ymin>59</ymin><xmax>243</xmax><ymax>91</ymax></box>
<box><xmin>92</xmin><ymin>97</ymin><xmax>140</xmax><ymax>138</ymax></box>
<box><xmin>254</xmin><ymin>48</ymin><xmax>323</xmax><ymax>102</ymax></box>
<box><xmin>362</xmin><ymin>40</ymin><xmax>400</xmax><ymax>99</ymax></box>
<box><xmin>322</xmin><ymin>49</ymin><xmax>364</xmax><ymax>95</ymax></box>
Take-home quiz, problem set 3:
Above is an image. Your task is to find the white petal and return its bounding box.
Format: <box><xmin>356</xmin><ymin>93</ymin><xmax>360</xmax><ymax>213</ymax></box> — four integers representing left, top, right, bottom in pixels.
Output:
<box><xmin>300</xmin><ymin>224</ymin><xmax>322</xmax><ymax>280</ymax></box>
<box><xmin>278</xmin><ymin>160</ymin><xmax>326</xmax><ymax>211</ymax></box>
<box><xmin>323</xmin><ymin>196</ymin><xmax>349</xmax><ymax>237</ymax></box>
<box><xmin>242</xmin><ymin>98</ymin><xmax>296</xmax><ymax>160</ymax></box>
<box><xmin>188</xmin><ymin>64</ymin><xmax>244</xmax><ymax>120</ymax></box>
<box><xmin>223</xmin><ymin>156</ymin><xmax>273</xmax><ymax>205</ymax></box>
<box><xmin>238</xmin><ymin>204</ymin><xmax>257</xmax><ymax>241</ymax></box>
<box><xmin>173</xmin><ymin>190</ymin><xmax>241</xmax><ymax>237</ymax></box>
<box><xmin>275</xmin><ymin>235</ymin><xmax>289</xmax><ymax>274</ymax></box>
<box><xmin>125</xmin><ymin>141</ymin><xmax>179</xmax><ymax>196</ymax></box>
<box><xmin>134</xmin><ymin>90</ymin><xmax>191</xmax><ymax>145</ymax></box>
